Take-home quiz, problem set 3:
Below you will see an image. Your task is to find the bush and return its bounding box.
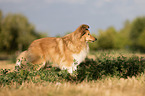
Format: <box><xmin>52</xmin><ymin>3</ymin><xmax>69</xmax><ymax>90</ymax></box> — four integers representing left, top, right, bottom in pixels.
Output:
<box><xmin>89</xmin><ymin>34</ymin><xmax>98</xmax><ymax>50</ymax></box>
<box><xmin>97</xmin><ymin>27</ymin><xmax>117</xmax><ymax>49</ymax></box>
<box><xmin>138</xmin><ymin>30</ymin><xmax>145</xmax><ymax>51</ymax></box>
<box><xmin>129</xmin><ymin>16</ymin><xmax>145</xmax><ymax>51</ymax></box>
<box><xmin>0</xmin><ymin>55</ymin><xmax>145</xmax><ymax>86</ymax></box>
<box><xmin>78</xmin><ymin>56</ymin><xmax>145</xmax><ymax>81</ymax></box>
<box><xmin>0</xmin><ymin>11</ymin><xmax>46</xmax><ymax>53</ymax></box>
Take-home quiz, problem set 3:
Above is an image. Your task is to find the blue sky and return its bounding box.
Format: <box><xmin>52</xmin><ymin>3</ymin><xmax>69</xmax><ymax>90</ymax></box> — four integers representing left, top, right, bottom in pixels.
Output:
<box><xmin>0</xmin><ymin>0</ymin><xmax>145</xmax><ymax>36</ymax></box>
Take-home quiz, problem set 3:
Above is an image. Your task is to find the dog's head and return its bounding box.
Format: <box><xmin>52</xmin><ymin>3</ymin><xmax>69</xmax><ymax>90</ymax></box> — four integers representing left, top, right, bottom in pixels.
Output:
<box><xmin>76</xmin><ymin>24</ymin><xmax>97</xmax><ymax>42</ymax></box>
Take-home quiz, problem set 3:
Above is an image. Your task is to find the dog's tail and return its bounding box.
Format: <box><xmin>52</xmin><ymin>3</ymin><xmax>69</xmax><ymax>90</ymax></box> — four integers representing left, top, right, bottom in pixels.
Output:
<box><xmin>15</xmin><ymin>51</ymin><xmax>27</xmax><ymax>69</ymax></box>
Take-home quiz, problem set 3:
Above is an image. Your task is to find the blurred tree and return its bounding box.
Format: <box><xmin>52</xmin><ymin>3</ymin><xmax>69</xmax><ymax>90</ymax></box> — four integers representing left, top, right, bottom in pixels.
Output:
<box><xmin>138</xmin><ymin>30</ymin><xmax>145</xmax><ymax>49</ymax></box>
<box><xmin>0</xmin><ymin>13</ymin><xmax>46</xmax><ymax>53</ymax></box>
<box><xmin>97</xmin><ymin>27</ymin><xmax>117</xmax><ymax>49</ymax></box>
<box><xmin>0</xmin><ymin>10</ymin><xmax>3</xmax><ymax>51</ymax></box>
<box><xmin>115</xmin><ymin>20</ymin><xmax>131</xmax><ymax>49</ymax></box>
<box><xmin>0</xmin><ymin>10</ymin><xmax>2</xmax><ymax>31</ymax></box>
<box><xmin>130</xmin><ymin>16</ymin><xmax>145</xmax><ymax>50</ymax></box>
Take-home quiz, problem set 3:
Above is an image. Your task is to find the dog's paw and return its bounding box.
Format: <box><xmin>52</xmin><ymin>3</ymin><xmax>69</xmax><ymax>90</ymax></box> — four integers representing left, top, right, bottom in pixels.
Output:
<box><xmin>68</xmin><ymin>67</ymin><xmax>73</xmax><ymax>74</ymax></box>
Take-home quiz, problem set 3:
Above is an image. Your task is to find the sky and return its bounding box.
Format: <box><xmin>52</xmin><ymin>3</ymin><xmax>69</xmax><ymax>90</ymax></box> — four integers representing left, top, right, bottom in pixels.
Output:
<box><xmin>0</xmin><ymin>0</ymin><xmax>145</xmax><ymax>36</ymax></box>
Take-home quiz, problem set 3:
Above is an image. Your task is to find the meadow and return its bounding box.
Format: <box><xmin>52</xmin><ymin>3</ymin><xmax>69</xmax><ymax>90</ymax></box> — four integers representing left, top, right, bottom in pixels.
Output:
<box><xmin>0</xmin><ymin>50</ymin><xmax>145</xmax><ymax>96</ymax></box>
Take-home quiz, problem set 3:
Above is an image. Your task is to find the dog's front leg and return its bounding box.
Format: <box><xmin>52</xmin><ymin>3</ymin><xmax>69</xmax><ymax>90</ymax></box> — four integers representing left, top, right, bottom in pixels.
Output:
<box><xmin>62</xmin><ymin>66</ymin><xmax>73</xmax><ymax>74</ymax></box>
<box><xmin>67</xmin><ymin>63</ymin><xmax>79</xmax><ymax>74</ymax></box>
<box><xmin>67</xmin><ymin>67</ymin><xmax>73</xmax><ymax>74</ymax></box>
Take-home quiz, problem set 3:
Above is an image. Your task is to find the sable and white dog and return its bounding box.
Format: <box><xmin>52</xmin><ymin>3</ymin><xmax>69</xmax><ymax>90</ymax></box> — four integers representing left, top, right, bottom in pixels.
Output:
<box><xmin>16</xmin><ymin>24</ymin><xmax>97</xmax><ymax>73</ymax></box>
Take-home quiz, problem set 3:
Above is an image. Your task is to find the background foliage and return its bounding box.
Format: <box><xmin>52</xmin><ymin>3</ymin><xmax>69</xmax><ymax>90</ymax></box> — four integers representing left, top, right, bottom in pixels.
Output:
<box><xmin>0</xmin><ymin>10</ymin><xmax>46</xmax><ymax>53</ymax></box>
<box><xmin>0</xmin><ymin>10</ymin><xmax>145</xmax><ymax>53</ymax></box>
<box><xmin>90</xmin><ymin>17</ymin><xmax>145</xmax><ymax>52</ymax></box>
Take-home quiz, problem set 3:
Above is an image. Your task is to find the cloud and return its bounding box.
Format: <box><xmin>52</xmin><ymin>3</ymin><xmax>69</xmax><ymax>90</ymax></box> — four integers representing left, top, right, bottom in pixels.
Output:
<box><xmin>0</xmin><ymin>0</ymin><xmax>87</xmax><ymax>5</ymax></box>
<box><xmin>134</xmin><ymin>0</ymin><xmax>145</xmax><ymax>9</ymax></box>
<box><xmin>0</xmin><ymin>0</ymin><xmax>23</xmax><ymax>3</ymax></box>
<box><xmin>44</xmin><ymin>0</ymin><xmax>87</xmax><ymax>4</ymax></box>
<box><xmin>93</xmin><ymin>0</ymin><xmax>114</xmax><ymax>7</ymax></box>
<box><xmin>93</xmin><ymin>0</ymin><xmax>145</xmax><ymax>15</ymax></box>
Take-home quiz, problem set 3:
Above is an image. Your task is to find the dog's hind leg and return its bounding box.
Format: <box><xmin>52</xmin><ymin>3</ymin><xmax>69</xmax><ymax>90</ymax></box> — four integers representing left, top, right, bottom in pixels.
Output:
<box><xmin>37</xmin><ymin>61</ymin><xmax>46</xmax><ymax>71</ymax></box>
<box><xmin>15</xmin><ymin>51</ymin><xmax>27</xmax><ymax>70</ymax></box>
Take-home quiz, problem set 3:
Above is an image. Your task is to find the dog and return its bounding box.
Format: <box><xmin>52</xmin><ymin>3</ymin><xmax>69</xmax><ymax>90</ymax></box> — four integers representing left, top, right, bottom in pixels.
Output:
<box><xmin>16</xmin><ymin>24</ymin><xmax>97</xmax><ymax>73</ymax></box>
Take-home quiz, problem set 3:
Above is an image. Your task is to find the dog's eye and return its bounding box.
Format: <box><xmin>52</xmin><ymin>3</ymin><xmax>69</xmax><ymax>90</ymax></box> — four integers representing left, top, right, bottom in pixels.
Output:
<box><xmin>82</xmin><ymin>32</ymin><xmax>86</xmax><ymax>36</ymax></box>
<box><xmin>88</xmin><ymin>33</ymin><xmax>90</xmax><ymax>35</ymax></box>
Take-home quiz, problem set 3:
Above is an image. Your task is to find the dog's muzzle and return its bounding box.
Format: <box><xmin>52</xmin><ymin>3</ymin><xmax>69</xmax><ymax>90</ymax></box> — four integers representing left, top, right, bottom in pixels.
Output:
<box><xmin>92</xmin><ymin>38</ymin><xmax>97</xmax><ymax>42</ymax></box>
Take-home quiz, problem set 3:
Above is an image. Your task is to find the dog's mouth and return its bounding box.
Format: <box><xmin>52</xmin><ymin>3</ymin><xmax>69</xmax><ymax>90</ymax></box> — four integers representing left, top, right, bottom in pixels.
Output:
<box><xmin>88</xmin><ymin>40</ymin><xmax>95</xmax><ymax>43</ymax></box>
<box><xmin>91</xmin><ymin>40</ymin><xmax>95</xmax><ymax>43</ymax></box>
<box><xmin>89</xmin><ymin>38</ymin><xmax>97</xmax><ymax>43</ymax></box>
<box><xmin>86</xmin><ymin>37</ymin><xmax>97</xmax><ymax>43</ymax></box>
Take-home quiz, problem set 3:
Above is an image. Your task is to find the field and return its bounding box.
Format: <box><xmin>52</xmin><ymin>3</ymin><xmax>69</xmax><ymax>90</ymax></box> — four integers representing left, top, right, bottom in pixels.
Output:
<box><xmin>0</xmin><ymin>50</ymin><xmax>145</xmax><ymax>96</ymax></box>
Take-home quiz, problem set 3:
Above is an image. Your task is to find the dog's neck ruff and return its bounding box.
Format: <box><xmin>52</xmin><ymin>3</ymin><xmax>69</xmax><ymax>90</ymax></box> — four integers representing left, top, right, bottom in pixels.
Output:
<box><xmin>72</xmin><ymin>43</ymin><xmax>89</xmax><ymax>65</ymax></box>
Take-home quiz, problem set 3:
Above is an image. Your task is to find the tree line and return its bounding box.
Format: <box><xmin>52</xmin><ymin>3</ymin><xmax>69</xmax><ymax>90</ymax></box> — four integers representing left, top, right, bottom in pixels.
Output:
<box><xmin>0</xmin><ymin>10</ymin><xmax>145</xmax><ymax>53</ymax></box>
<box><xmin>0</xmin><ymin>10</ymin><xmax>46</xmax><ymax>53</ymax></box>
<box><xmin>90</xmin><ymin>17</ymin><xmax>145</xmax><ymax>52</ymax></box>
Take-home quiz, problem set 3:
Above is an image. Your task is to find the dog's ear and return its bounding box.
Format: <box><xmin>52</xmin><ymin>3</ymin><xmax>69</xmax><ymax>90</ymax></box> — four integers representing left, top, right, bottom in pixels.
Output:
<box><xmin>74</xmin><ymin>24</ymin><xmax>90</xmax><ymax>39</ymax></box>
<box><xmin>79</xmin><ymin>24</ymin><xmax>89</xmax><ymax>36</ymax></box>
<box><xmin>79</xmin><ymin>24</ymin><xmax>89</xmax><ymax>32</ymax></box>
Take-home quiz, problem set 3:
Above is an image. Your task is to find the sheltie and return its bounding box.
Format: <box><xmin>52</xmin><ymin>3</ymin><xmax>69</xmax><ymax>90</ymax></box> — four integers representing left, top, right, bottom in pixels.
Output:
<box><xmin>16</xmin><ymin>24</ymin><xmax>97</xmax><ymax>73</ymax></box>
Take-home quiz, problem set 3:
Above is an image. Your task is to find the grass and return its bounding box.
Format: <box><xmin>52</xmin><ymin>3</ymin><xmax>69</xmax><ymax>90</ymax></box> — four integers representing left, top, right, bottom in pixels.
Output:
<box><xmin>0</xmin><ymin>50</ymin><xmax>145</xmax><ymax>96</ymax></box>
<box><xmin>0</xmin><ymin>61</ymin><xmax>15</xmax><ymax>70</ymax></box>
<box><xmin>0</xmin><ymin>75</ymin><xmax>145</xmax><ymax>96</ymax></box>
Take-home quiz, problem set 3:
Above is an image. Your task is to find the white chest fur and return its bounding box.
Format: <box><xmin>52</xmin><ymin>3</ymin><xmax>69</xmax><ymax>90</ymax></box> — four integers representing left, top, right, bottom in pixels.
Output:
<box><xmin>66</xmin><ymin>44</ymin><xmax>89</xmax><ymax>73</ymax></box>
<box><xmin>72</xmin><ymin>44</ymin><xmax>89</xmax><ymax>64</ymax></box>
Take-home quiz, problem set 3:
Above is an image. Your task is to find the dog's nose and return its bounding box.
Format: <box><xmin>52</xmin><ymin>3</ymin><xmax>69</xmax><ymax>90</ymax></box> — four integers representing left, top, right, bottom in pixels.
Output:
<box><xmin>95</xmin><ymin>38</ymin><xmax>97</xmax><ymax>41</ymax></box>
<box><xmin>92</xmin><ymin>37</ymin><xmax>97</xmax><ymax>42</ymax></box>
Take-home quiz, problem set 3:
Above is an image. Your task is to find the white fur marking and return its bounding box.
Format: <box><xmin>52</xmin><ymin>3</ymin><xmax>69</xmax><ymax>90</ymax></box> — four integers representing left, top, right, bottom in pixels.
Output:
<box><xmin>16</xmin><ymin>60</ymin><xmax>21</xmax><ymax>67</ymax></box>
<box><xmin>72</xmin><ymin>45</ymin><xmax>89</xmax><ymax>72</ymax></box>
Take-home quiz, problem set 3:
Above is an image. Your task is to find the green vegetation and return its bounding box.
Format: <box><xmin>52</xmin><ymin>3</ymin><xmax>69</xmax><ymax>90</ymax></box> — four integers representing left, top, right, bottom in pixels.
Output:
<box><xmin>0</xmin><ymin>51</ymin><xmax>145</xmax><ymax>86</ymax></box>
<box><xmin>0</xmin><ymin>10</ymin><xmax>46</xmax><ymax>53</ymax></box>
<box><xmin>0</xmin><ymin>10</ymin><xmax>145</xmax><ymax>96</ymax></box>
<box><xmin>130</xmin><ymin>17</ymin><xmax>145</xmax><ymax>50</ymax></box>
<box><xmin>0</xmin><ymin>49</ymin><xmax>145</xmax><ymax>96</ymax></box>
<box><xmin>0</xmin><ymin>10</ymin><xmax>145</xmax><ymax>53</ymax></box>
<box><xmin>89</xmin><ymin>17</ymin><xmax>145</xmax><ymax>52</ymax></box>
<box><xmin>97</xmin><ymin>27</ymin><xmax>117</xmax><ymax>49</ymax></box>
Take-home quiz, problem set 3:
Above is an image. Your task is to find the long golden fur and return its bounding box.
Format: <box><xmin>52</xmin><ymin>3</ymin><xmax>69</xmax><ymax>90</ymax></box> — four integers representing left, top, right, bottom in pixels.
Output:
<box><xmin>16</xmin><ymin>24</ymin><xmax>97</xmax><ymax>73</ymax></box>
